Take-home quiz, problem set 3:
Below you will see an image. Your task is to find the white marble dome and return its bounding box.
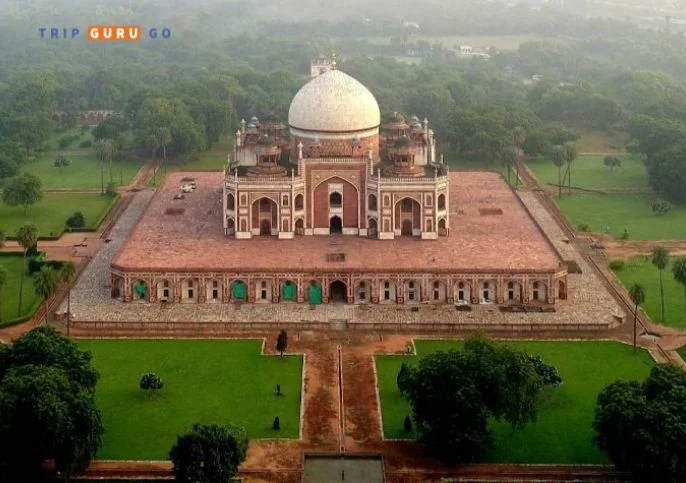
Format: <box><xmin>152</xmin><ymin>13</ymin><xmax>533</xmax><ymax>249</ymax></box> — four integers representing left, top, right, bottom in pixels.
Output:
<box><xmin>288</xmin><ymin>70</ymin><xmax>381</xmax><ymax>133</ymax></box>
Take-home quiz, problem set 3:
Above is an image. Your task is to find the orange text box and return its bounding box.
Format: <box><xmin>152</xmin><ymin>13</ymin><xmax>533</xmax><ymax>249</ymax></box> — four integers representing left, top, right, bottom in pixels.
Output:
<box><xmin>87</xmin><ymin>26</ymin><xmax>141</xmax><ymax>41</ymax></box>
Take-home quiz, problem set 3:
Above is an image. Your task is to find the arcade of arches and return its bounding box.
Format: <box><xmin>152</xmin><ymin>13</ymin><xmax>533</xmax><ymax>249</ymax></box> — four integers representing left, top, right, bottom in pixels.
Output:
<box><xmin>113</xmin><ymin>273</ymin><xmax>567</xmax><ymax>305</ymax></box>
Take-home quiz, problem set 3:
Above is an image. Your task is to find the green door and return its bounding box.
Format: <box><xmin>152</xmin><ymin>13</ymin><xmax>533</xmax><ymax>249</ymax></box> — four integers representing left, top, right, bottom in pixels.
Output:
<box><xmin>134</xmin><ymin>281</ymin><xmax>147</xmax><ymax>299</ymax></box>
<box><xmin>231</xmin><ymin>281</ymin><xmax>247</xmax><ymax>300</ymax></box>
<box><xmin>282</xmin><ymin>282</ymin><xmax>296</xmax><ymax>301</ymax></box>
<box><xmin>308</xmin><ymin>283</ymin><xmax>322</xmax><ymax>305</ymax></box>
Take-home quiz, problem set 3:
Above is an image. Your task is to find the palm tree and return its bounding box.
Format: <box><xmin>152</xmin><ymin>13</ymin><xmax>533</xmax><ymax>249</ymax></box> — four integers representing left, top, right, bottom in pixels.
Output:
<box><xmin>500</xmin><ymin>146</ymin><xmax>518</xmax><ymax>186</ymax></box>
<box><xmin>96</xmin><ymin>139</ymin><xmax>115</xmax><ymax>194</ymax></box>
<box><xmin>147</xmin><ymin>134</ymin><xmax>160</xmax><ymax>186</ymax></box>
<box><xmin>550</xmin><ymin>145</ymin><xmax>566</xmax><ymax>198</ymax></box>
<box><xmin>628</xmin><ymin>283</ymin><xmax>646</xmax><ymax>352</ymax></box>
<box><xmin>0</xmin><ymin>265</ymin><xmax>6</xmax><ymax>324</ymax></box>
<box><xmin>59</xmin><ymin>261</ymin><xmax>76</xmax><ymax>336</ymax></box>
<box><xmin>651</xmin><ymin>247</ymin><xmax>670</xmax><ymax>323</ymax></box>
<box><xmin>563</xmin><ymin>142</ymin><xmax>577</xmax><ymax>194</ymax></box>
<box><xmin>673</xmin><ymin>257</ymin><xmax>686</xmax><ymax>326</ymax></box>
<box><xmin>156</xmin><ymin>127</ymin><xmax>172</xmax><ymax>176</ymax></box>
<box><xmin>512</xmin><ymin>126</ymin><xmax>525</xmax><ymax>187</ymax></box>
<box><xmin>33</xmin><ymin>265</ymin><xmax>59</xmax><ymax>324</ymax></box>
<box><xmin>15</xmin><ymin>223</ymin><xmax>39</xmax><ymax>317</ymax></box>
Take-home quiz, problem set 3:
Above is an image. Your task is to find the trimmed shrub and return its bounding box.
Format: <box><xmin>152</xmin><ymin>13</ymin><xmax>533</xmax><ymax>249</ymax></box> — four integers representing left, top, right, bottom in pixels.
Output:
<box><xmin>66</xmin><ymin>212</ymin><xmax>86</xmax><ymax>228</ymax></box>
<box><xmin>272</xmin><ymin>416</ymin><xmax>280</xmax><ymax>430</ymax></box>
<box><xmin>577</xmin><ymin>223</ymin><xmax>590</xmax><ymax>232</ymax></box>
<box><xmin>78</xmin><ymin>140</ymin><xmax>92</xmax><ymax>148</ymax></box>
<box><xmin>609</xmin><ymin>260</ymin><xmax>625</xmax><ymax>271</ymax></box>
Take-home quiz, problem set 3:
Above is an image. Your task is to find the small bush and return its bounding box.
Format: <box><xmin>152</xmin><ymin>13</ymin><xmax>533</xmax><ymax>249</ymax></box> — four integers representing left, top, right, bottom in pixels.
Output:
<box><xmin>80</xmin><ymin>125</ymin><xmax>90</xmax><ymax>134</ymax></box>
<box><xmin>66</xmin><ymin>212</ymin><xmax>86</xmax><ymax>228</ymax></box>
<box><xmin>58</xmin><ymin>134</ymin><xmax>80</xmax><ymax>148</ymax></box>
<box><xmin>620</xmin><ymin>229</ymin><xmax>630</xmax><ymax>240</ymax></box>
<box><xmin>609</xmin><ymin>260</ymin><xmax>625</xmax><ymax>271</ymax></box>
<box><xmin>651</xmin><ymin>198</ymin><xmax>672</xmax><ymax>216</ymax></box>
<box><xmin>54</xmin><ymin>156</ymin><xmax>70</xmax><ymax>168</ymax></box>
<box><xmin>577</xmin><ymin>223</ymin><xmax>589</xmax><ymax>232</ymax></box>
<box><xmin>403</xmin><ymin>415</ymin><xmax>413</xmax><ymax>432</ymax></box>
<box><xmin>272</xmin><ymin>416</ymin><xmax>280</xmax><ymax>430</ymax></box>
<box><xmin>140</xmin><ymin>372</ymin><xmax>164</xmax><ymax>398</ymax></box>
<box><xmin>79</xmin><ymin>139</ymin><xmax>92</xmax><ymax>148</ymax></box>
<box><xmin>105</xmin><ymin>182</ymin><xmax>117</xmax><ymax>196</ymax></box>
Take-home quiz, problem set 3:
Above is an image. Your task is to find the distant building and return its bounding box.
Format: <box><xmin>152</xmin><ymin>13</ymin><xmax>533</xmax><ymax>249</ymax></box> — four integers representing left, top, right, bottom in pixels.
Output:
<box><xmin>456</xmin><ymin>46</ymin><xmax>491</xmax><ymax>60</ymax></box>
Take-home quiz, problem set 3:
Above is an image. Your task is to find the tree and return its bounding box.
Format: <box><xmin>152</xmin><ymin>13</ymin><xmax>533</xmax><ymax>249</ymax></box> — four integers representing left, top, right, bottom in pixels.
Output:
<box><xmin>651</xmin><ymin>247</ymin><xmax>670</xmax><ymax>323</ymax></box>
<box><xmin>628</xmin><ymin>283</ymin><xmax>646</xmax><ymax>352</ymax></box>
<box><xmin>563</xmin><ymin>142</ymin><xmax>577</xmax><ymax>194</ymax></box>
<box><xmin>6</xmin><ymin>326</ymin><xmax>98</xmax><ymax>391</ymax></box>
<box><xmin>60</xmin><ymin>261</ymin><xmax>76</xmax><ymax>336</ymax></box>
<box><xmin>500</xmin><ymin>146</ymin><xmax>518</xmax><ymax>185</ymax></box>
<box><xmin>1</xmin><ymin>173</ymin><xmax>43</xmax><ymax>214</ymax></box>
<box><xmin>14</xmin><ymin>223</ymin><xmax>38</xmax><ymax>318</ymax></box>
<box><xmin>33</xmin><ymin>265</ymin><xmax>59</xmax><ymax>324</ymax></box>
<box><xmin>512</xmin><ymin>126</ymin><xmax>525</xmax><ymax>186</ymax></box>
<box><xmin>169</xmin><ymin>423</ymin><xmax>248</xmax><ymax>483</ymax></box>
<box><xmin>550</xmin><ymin>145</ymin><xmax>566</xmax><ymax>198</ymax></box>
<box><xmin>147</xmin><ymin>134</ymin><xmax>160</xmax><ymax>186</ymax></box>
<box><xmin>0</xmin><ymin>154</ymin><xmax>19</xmax><ymax>179</ymax></box>
<box><xmin>673</xmin><ymin>257</ymin><xmax>686</xmax><ymax>325</ymax></box>
<box><xmin>139</xmin><ymin>372</ymin><xmax>164</xmax><ymax>398</ymax></box>
<box><xmin>0</xmin><ymin>326</ymin><xmax>102</xmax><ymax>481</ymax></box>
<box><xmin>651</xmin><ymin>198</ymin><xmax>672</xmax><ymax>216</ymax></box>
<box><xmin>399</xmin><ymin>336</ymin><xmax>555</xmax><ymax>462</ymax></box>
<box><xmin>276</xmin><ymin>330</ymin><xmax>288</xmax><ymax>358</ymax></box>
<box><xmin>95</xmin><ymin>139</ymin><xmax>116</xmax><ymax>187</ymax></box>
<box><xmin>593</xmin><ymin>364</ymin><xmax>686</xmax><ymax>483</ymax></box>
<box><xmin>54</xmin><ymin>156</ymin><xmax>70</xmax><ymax>168</ymax></box>
<box><xmin>603</xmin><ymin>156</ymin><xmax>622</xmax><ymax>170</ymax></box>
<box><xmin>403</xmin><ymin>415</ymin><xmax>413</xmax><ymax>432</ymax></box>
<box><xmin>0</xmin><ymin>266</ymin><xmax>5</xmax><ymax>324</ymax></box>
<box><xmin>272</xmin><ymin>416</ymin><xmax>280</xmax><ymax>430</ymax></box>
<box><xmin>0</xmin><ymin>365</ymin><xmax>103</xmax><ymax>481</ymax></box>
<box><xmin>396</xmin><ymin>362</ymin><xmax>412</xmax><ymax>394</ymax></box>
<box><xmin>66</xmin><ymin>211</ymin><xmax>86</xmax><ymax>228</ymax></box>
<box><xmin>155</xmin><ymin>126</ymin><xmax>172</xmax><ymax>174</ymax></box>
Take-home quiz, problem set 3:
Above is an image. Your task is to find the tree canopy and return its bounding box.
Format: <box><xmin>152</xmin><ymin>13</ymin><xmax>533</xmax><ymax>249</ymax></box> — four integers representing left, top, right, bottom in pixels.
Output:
<box><xmin>398</xmin><ymin>336</ymin><xmax>560</xmax><ymax>462</ymax></box>
<box><xmin>593</xmin><ymin>364</ymin><xmax>686</xmax><ymax>483</ymax></box>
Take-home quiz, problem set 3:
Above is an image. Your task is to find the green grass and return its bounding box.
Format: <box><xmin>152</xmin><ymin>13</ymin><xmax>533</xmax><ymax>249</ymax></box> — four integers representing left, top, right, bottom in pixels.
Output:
<box><xmin>0</xmin><ymin>254</ymin><xmax>41</xmax><ymax>326</ymax></box>
<box><xmin>376</xmin><ymin>340</ymin><xmax>654</xmax><ymax>464</ymax></box>
<box><xmin>25</xmin><ymin>128</ymin><xmax>144</xmax><ymax>189</ymax></box>
<box><xmin>555</xmin><ymin>193</ymin><xmax>686</xmax><ymax>240</ymax></box>
<box><xmin>78</xmin><ymin>339</ymin><xmax>303</xmax><ymax>460</ymax></box>
<box><xmin>0</xmin><ymin>193</ymin><xmax>117</xmax><ymax>237</ymax></box>
<box><xmin>148</xmin><ymin>138</ymin><xmax>232</xmax><ymax>187</ymax></box>
<box><xmin>24</xmin><ymin>152</ymin><xmax>144</xmax><ymax>190</ymax></box>
<box><xmin>612</xmin><ymin>256</ymin><xmax>686</xmax><ymax>329</ymax></box>
<box><xmin>527</xmin><ymin>155</ymin><xmax>648</xmax><ymax>190</ymax></box>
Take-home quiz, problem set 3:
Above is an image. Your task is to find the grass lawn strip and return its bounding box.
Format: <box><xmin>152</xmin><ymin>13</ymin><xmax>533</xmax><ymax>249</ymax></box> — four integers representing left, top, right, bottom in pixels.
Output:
<box><xmin>0</xmin><ymin>193</ymin><xmax>116</xmax><ymax>238</ymax></box>
<box><xmin>376</xmin><ymin>340</ymin><xmax>653</xmax><ymax>464</ymax></box>
<box><xmin>612</xmin><ymin>256</ymin><xmax>686</xmax><ymax>330</ymax></box>
<box><xmin>0</xmin><ymin>254</ymin><xmax>41</xmax><ymax>326</ymax></box>
<box><xmin>78</xmin><ymin>339</ymin><xmax>303</xmax><ymax>460</ymax></box>
<box><xmin>554</xmin><ymin>193</ymin><xmax>686</xmax><ymax>240</ymax></box>
<box><xmin>527</xmin><ymin>155</ymin><xmax>647</xmax><ymax>191</ymax></box>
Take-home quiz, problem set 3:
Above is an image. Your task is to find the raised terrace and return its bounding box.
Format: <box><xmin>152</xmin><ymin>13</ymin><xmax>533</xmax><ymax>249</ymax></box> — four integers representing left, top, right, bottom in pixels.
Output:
<box><xmin>112</xmin><ymin>171</ymin><xmax>562</xmax><ymax>275</ymax></box>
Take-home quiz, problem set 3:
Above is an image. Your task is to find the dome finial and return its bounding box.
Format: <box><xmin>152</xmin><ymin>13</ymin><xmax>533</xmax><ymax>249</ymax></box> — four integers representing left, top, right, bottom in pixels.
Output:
<box><xmin>331</xmin><ymin>48</ymin><xmax>337</xmax><ymax>70</ymax></box>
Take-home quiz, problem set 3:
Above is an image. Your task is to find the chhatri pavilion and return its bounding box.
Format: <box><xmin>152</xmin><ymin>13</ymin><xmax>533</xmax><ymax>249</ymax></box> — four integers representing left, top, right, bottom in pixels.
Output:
<box><xmin>110</xmin><ymin>58</ymin><xmax>568</xmax><ymax>307</ymax></box>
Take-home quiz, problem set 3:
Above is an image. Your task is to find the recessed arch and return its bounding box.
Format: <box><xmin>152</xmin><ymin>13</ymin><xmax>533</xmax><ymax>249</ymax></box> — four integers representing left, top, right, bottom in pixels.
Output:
<box><xmin>455</xmin><ymin>280</ymin><xmax>471</xmax><ymax>305</ymax></box>
<box><xmin>226</xmin><ymin>193</ymin><xmax>235</xmax><ymax>210</ymax></box>
<box><xmin>294</xmin><ymin>194</ymin><xmax>304</xmax><ymax>210</ymax></box>
<box><xmin>438</xmin><ymin>193</ymin><xmax>446</xmax><ymax>210</ymax></box>
<box><xmin>329</xmin><ymin>280</ymin><xmax>347</xmax><ymax>303</ymax></box>
<box><xmin>330</xmin><ymin>215</ymin><xmax>342</xmax><ymax>235</ymax></box>
<box><xmin>368</xmin><ymin>194</ymin><xmax>377</xmax><ymax>211</ymax></box>
<box><xmin>329</xmin><ymin>191</ymin><xmax>342</xmax><ymax>208</ymax></box>
<box><xmin>156</xmin><ymin>279</ymin><xmax>173</xmax><ymax>302</ymax></box>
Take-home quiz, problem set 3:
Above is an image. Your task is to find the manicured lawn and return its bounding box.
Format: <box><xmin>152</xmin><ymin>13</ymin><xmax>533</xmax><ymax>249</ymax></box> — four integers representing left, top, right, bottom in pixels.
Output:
<box><xmin>527</xmin><ymin>155</ymin><xmax>648</xmax><ymax>190</ymax></box>
<box><xmin>26</xmin><ymin>128</ymin><xmax>144</xmax><ymax>189</ymax></box>
<box><xmin>0</xmin><ymin>254</ymin><xmax>41</xmax><ymax>326</ymax></box>
<box><xmin>24</xmin><ymin>151</ymin><xmax>144</xmax><ymax>190</ymax></box>
<box><xmin>78</xmin><ymin>339</ymin><xmax>302</xmax><ymax>460</ymax></box>
<box><xmin>555</xmin><ymin>193</ymin><xmax>686</xmax><ymax>240</ymax></box>
<box><xmin>0</xmin><ymin>193</ymin><xmax>117</xmax><ymax>237</ymax></box>
<box><xmin>612</xmin><ymin>256</ymin><xmax>686</xmax><ymax>329</ymax></box>
<box><xmin>376</xmin><ymin>340</ymin><xmax>653</xmax><ymax>464</ymax></box>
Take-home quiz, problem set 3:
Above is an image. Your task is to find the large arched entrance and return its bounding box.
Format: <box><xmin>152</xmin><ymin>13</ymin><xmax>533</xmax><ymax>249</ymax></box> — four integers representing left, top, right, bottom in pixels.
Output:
<box><xmin>330</xmin><ymin>216</ymin><xmax>342</xmax><ymax>235</ymax></box>
<box><xmin>330</xmin><ymin>280</ymin><xmax>347</xmax><ymax>303</ymax></box>
<box><xmin>260</xmin><ymin>219</ymin><xmax>271</xmax><ymax>236</ymax></box>
<box><xmin>253</xmin><ymin>197</ymin><xmax>277</xmax><ymax>236</ymax></box>
<box><xmin>307</xmin><ymin>282</ymin><xmax>323</xmax><ymax>305</ymax></box>
<box><xmin>396</xmin><ymin>197</ymin><xmax>420</xmax><ymax>236</ymax></box>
